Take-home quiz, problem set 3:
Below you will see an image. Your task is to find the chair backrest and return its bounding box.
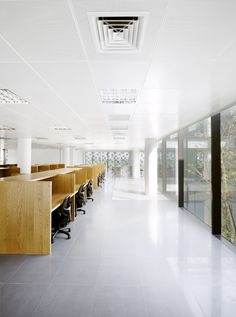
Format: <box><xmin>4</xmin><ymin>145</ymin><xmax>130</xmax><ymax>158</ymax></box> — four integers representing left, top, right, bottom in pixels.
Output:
<box><xmin>62</xmin><ymin>196</ymin><xmax>71</xmax><ymax>210</ymax></box>
<box><xmin>78</xmin><ymin>184</ymin><xmax>84</xmax><ymax>193</ymax></box>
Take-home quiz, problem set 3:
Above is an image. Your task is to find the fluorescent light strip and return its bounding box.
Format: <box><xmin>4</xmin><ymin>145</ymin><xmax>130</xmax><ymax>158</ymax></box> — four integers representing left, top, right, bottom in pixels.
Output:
<box><xmin>0</xmin><ymin>126</ymin><xmax>15</xmax><ymax>131</ymax></box>
<box><xmin>101</xmin><ymin>89</ymin><xmax>138</xmax><ymax>104</ymax></box>
<box><xmin>0</xmin><ymin>89</ymin><xmax>29</xmax><ymax>104</ymax></box>
<box><xmin>52</xmin><ymin>127</ymin><xmax>72</xmax><ymax>131</ymax></box>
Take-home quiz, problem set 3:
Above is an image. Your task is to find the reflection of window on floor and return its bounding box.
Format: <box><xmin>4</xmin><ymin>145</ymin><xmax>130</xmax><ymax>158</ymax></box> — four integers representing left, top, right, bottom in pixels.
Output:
<box><xmin>183</xmin><ymin>118</ymin><xmax>212</xmax><ymax>227</ymax></box>
<box><xmin>157</xmin><ymin>140</ymin><xmax>164</xmax><ymax>193</ymax></box>
<box><xmin>140</xmin><ymin>151</ymin><xmax>144</xmax><ymax>177</ymax></box>
<box><xmin>221</xmin><ymin>105</ymin><xmax>236</xmax><ymax>245</ymax></box>
<box><xmin>166</xmin><ymin>133</ymin><xmax>178</xmax><ymax>200</ymax></box>
<box><xmin>85</xmin><ymin>151</ymin><xmax>130</xmax><ymax>176</ymax></box>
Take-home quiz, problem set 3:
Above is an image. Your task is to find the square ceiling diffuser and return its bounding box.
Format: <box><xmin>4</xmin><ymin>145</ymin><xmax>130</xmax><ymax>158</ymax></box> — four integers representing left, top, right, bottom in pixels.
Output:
<box><xmin>88</xmin><ymin>12</ymin><xmax>148</xmax><ymax>52</ymax></box>
<box><xmin>0</xmin><ymin>89</ymin><xmax>29</xmax><ymax>104</ymax></box>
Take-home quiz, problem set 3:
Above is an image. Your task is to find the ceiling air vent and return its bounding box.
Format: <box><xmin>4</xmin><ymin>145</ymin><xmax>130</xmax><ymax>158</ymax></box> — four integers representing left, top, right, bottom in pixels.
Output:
<box><xmin>88</xmin><ymin>13</ymin><xmax>148</xmax><ymax>52</ymax></box>
<box><xmin>0</xmin><ymin>89</ymin><xmax>29</xmax><ymax>104</ymax></box>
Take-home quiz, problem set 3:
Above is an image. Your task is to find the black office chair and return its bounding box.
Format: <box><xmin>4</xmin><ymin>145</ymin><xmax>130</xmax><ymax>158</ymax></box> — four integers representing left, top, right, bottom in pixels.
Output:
<box><xmin>101</xmin><ymin>171</ymin><xmax>106</xmax><ymax>183</ymax></box>
<box><xmin>51</xmin><ymin>196</ymin><xmax>71</xmax><ymax>243</ymax></box>
<box><xmin>87</xmin><ymin>179</ymin><xmax>94</xmax><ymax>202</ymax></box>
<box><xmin>98</xmin><ymin>173</ymin><xmax>103</xmax><ymax>188</ymax></box>
<box><xmin>75</xmin><ymin>185</ymin><xmax>86</xmax><ymax>214</ymax></box>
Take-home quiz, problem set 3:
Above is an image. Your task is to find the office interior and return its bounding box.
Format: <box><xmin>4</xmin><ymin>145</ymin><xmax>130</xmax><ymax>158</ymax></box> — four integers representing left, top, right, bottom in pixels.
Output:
<box><xmin>0</xmin><ymin>0</ymin><xmax>236</xmax><ymax>316</ymax></box>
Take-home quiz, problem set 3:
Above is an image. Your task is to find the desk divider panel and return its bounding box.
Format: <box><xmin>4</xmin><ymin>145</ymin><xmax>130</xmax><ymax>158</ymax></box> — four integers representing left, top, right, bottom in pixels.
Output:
<box><xmin>52</xmin><ymin>174</ymin><xmax>76</xmax><ymax>221</ymax></box>
<box><xmin>75</xmin><ymin>169</ymin><xmax>87</xmax><ymax>186</ymax></box>
<box><xmin>50</xmin><ymin>164</ymin><xmax>59</xmax><ymax>170</ymax></box>
<box><xmin>52</xmin><ymin>174</ymin><xmax>75</xmax><ymax>194</ymax></box>
<box><xmin>38</xmin><ymin>165</ymin><xmax>50</xmax><ymax>172</ymax></box>
<box><xmin>0</xmin><ymin>181</ymin><xmax>52</xmax><ymax>255</ymax></box>
<box><xmin>31</xmin><ymin>166</ymin><xmax>38</xmax><ymax>173</ymax></box>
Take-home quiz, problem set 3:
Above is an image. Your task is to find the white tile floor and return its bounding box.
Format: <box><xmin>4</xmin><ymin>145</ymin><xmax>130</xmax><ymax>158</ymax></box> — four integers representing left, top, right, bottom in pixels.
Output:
<box><xmin>1</xmin><ymin>177</ymin><xmax>236</xmax><ymax>316</ymax></box>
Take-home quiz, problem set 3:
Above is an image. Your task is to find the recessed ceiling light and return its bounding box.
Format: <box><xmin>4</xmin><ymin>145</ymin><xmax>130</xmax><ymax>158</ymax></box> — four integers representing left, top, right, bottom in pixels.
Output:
<box><xmin>0</xmin><ymin>89</ymin><xmax>29</xmax><ymax>104</ymax></box>
<box><xmin>52</xmin><ymin>127</ymin><xmax>72</xmax><ymax>131</ymax></box>
<box><xmin>85</xmin><ymin>142</ymin><xmax>94</xmax><ymax>145</ymax></box>
<box><xmin>0</xmin><ymin>126</ymin><xmax>15</xmax><ymax>131</ymax></box>
<box><xmin>111</xmin><ymin>126</ymin><xmax>128</xmax><ymax>130</ymax></box>
<box><xmin>74</xmin><ymin>136</ymin><xmax>86</xmax><ymax>140</ymax></box>
<box><xmin>113</xmin><ymin>137</ymin><xmax>126</xmax><ymax>140</ymax></box>
<box><xmin>101</xmin><ymin>89</ymin><xmax>138</xmax><ymax>104</ymax></box>
<box><xmin>108</xmin><ymin>114</ymin><xmax>130</xmax><ymax>121</ymax></box>
<box><xmin>0</xmin><ymin>137</ymin><xmax>16</xmax><ymax>140</ymax></box>
<box><xmin>34</xmin><ymin>137</ymin><xmax>48</xmax><ymax>140</ymax></box>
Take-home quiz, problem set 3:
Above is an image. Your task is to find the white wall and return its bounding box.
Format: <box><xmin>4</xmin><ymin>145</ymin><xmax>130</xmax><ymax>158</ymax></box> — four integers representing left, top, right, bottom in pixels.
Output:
<box><xmin>74</xmin><ymin>149</ymin><xmax>85</xmax><ymax>165</ymax></box>
<box><xmin>7</xmin><ymin>148</ymin><xmax>17</xmax><ymax>164</ymax></box>
<box><xmin>7</xmin><ymin>146</ymin><xmax>84</xmax><ymax>166</ymax></box>
<box><xmin>31</xmin><ymin>148</ymin><xmax>61</xmax><ymax>165</ymax></box>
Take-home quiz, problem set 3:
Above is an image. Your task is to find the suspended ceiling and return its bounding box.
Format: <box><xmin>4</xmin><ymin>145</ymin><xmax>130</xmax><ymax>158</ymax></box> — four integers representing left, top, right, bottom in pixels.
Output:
<box><xmin>0</xmin><ymin>0</ymin><xmax>236</xmax><ymax>150</ymax></box>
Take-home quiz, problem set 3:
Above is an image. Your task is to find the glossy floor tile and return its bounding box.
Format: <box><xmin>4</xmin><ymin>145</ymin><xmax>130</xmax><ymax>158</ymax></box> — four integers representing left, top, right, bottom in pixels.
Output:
<box><xmin>1</xmin><ymin>176</ymin><xmax>236</xmax><ymax>316</ymax></box>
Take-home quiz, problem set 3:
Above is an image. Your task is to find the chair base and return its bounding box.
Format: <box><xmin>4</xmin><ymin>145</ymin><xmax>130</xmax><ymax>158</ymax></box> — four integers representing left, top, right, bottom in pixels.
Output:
<box><xmin>76</xmin><ymin>208</ymin><xmax>86</xmax><ymax>214</ymax></box>
<box><xmin>51</xmin><ymin>227</ymin><xmax>71</xmax><ymax>243</ymax></box>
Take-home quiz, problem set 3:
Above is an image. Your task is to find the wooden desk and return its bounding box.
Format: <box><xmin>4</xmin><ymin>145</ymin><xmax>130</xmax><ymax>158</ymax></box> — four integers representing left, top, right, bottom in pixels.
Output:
<box><xmin>0</xmin><ymin>168</ymin><xmax>81</xmax><ymax>255</ymax></box>
<box><xmin>0</xmin><ymin>167</ymin><xmax>10</xmax><ymax>177</ymax></box>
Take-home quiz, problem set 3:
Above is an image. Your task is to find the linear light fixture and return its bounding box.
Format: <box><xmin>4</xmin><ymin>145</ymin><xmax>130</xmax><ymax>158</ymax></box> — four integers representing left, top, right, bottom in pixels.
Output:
<box><xmin>108</xmin><ymin>114</ymin><xmax>130</xmax><ymax>121</ymax></box>
<box><xmin>110</xmin><ymin>126</ymin><xmax>128</xmax><ymax>130</ymax></box>
<box><xmin>0</xmin><ymin>126</ymin><xmax>15</xmax><ymax>131</ymax></box>
<box><xmin>113</xmin><ymin>136</ymin><xmax>126</xmax><ymax>140</ymax></box>
<box><xmin>0</xmin><ymin>89</ymin><xmax>29</xmax><ymax>104</ymax></box>
<box><xmin>101</xmin><ymin>89</ymin><xmax>138</xmax><ymax>104</ymax></box>
<box><xmin>34</xmin><ymin>137</ymin><xmax>49</xmax><ymax>140</ymax></box>
<box><xmin>52</xmin><ymin>127</ymin><xmax>72</xmax><ymax>131</ymax></box>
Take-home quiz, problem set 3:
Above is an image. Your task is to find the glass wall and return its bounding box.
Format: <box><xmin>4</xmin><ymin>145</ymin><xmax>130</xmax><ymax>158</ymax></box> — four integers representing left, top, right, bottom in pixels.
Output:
<box><xmin>85</xmin><ymin>151</ymin><xmax>129</xmax><ymax>176</ymax></box>
<box><xmin>183</xmin><ymin>118</ymin><xmax>212</xmax><ymax>226</ymax></box>
<box><xmin>157</xmin><ymin>141</ymin><xmax>164</xmax><ymax>193</ymax></box>
<box><xmin>166</xmin><ymin>133</ymin><xmax>178</xmax><ymax>200</ymax></box>
<box><xmin>221</xmin><ymin>105</ymin><xmax>236</xmax><ymax>244</ymax></box>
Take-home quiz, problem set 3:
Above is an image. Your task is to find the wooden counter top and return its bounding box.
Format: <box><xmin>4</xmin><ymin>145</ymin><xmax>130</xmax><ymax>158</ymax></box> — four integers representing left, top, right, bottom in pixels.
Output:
<box><xmin>0</xmin><ymin>168</ymin><xmax>81</xmax><ymax>182</ymax></box>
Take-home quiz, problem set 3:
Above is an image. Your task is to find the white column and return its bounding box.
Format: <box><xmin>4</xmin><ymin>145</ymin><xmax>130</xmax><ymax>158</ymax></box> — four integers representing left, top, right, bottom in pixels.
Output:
<box><xmin>69</xmin><ymin>147</ymin><xmax>75</xmax><ymax>166</ymax></box>
<box><xmin>130</xmin><ymin>150</ymin><xmax>140</xmax><ymax>178</ymax></box>
<box><xmin>0</xmin><ymin>139</ymin><xmax>5</xmax><ymax>164</ymax></box>
<box><xmin>63</xmin><ymin>146</ymin><xmax>70</xmax><ymax>167</ymax></box>
<box><xmin>17</xmin><ymin>138</ymin><xmax>31</xmax><ymax>174</ymax></box>
<box><xmin>144</xmin><ymin>138</ymin><xmax>157</xmax><ymax>195</ymax></box>
<box><xmin>74</xmin><ymin>149</ymin><xmax>85</xmax><ymax>165</ymax></box>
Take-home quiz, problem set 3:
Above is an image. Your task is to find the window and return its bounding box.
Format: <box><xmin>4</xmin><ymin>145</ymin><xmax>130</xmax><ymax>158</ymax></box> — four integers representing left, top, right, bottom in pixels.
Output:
<box><xmin>183</xmin><ymin>118</ymin><xmax>212</xmax><ymax>226</ymax></box>
<box><xmin>157</xmin><ymin>140</ymin><xmax>164</xmax><ymax>193</ymax></box>
<box><xmin>221</xmin><ymin>105</ymin><xmax>236</xmax><ymax>244</ymax></box>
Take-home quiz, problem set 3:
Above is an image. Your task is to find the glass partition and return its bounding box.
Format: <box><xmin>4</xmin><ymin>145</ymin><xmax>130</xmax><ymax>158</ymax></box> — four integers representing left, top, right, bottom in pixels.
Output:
<box><xmin>157</xmin><ymin>141</ymin><xmax>164</xmax><ymax>193</ymax></box>
<box><xmin>183</xmin><ymin>118</ymin><xmax>212</xmax><ymax>226</ymax></box>
<box><xmin>166</xmin><ymin>133</ymin><xmax>178</xmax><ymax>200</ymax></box>
<box><xmin>221</xmin><ymin>105</ymin><xmax>236</xmax><ymax>244</ymax></box>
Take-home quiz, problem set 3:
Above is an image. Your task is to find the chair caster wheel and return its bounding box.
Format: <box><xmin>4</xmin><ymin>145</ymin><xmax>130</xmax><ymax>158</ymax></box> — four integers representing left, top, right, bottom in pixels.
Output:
<box><xmin>67</xmin><ymin>236</ymin><xmax>71</xmax><ymax>239</ymax></box>
<box><xmin>68</xmin><ymin>228</ymin><xmax>71</xmax><ymax>232</ymax></box>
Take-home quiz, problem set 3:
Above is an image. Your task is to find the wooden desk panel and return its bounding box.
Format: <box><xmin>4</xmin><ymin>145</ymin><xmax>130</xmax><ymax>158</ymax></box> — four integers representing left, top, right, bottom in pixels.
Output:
<box><xmin>0</xmin><ymin>181</ymin><xmax>52</xmax><ymax>255</ymax></box>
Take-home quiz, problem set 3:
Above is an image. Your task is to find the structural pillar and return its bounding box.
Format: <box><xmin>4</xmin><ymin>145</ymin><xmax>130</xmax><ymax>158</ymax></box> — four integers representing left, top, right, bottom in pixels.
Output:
<box><xmin>144</xmin><ymin>138</ymin><xmax>157</xmax><ymax>195</ymax></box>
<box><xmin>74</xmin><ymin>149</ymin><xmax>85</xmax><ymax>165</ymax></box>
<box><xmin>17</xmin><ymin>138</ymin><xmax>31</xmax><ymax>174</ymax></box>
<box><xmin>63</xmin><ymin>146</ymin><xmax>70</xmax><ymax>167</ymax></box>
<box><xmin>130</xmin><ymin>150</ymin><xmax>140</xmax><ymax>178</ymax></box>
